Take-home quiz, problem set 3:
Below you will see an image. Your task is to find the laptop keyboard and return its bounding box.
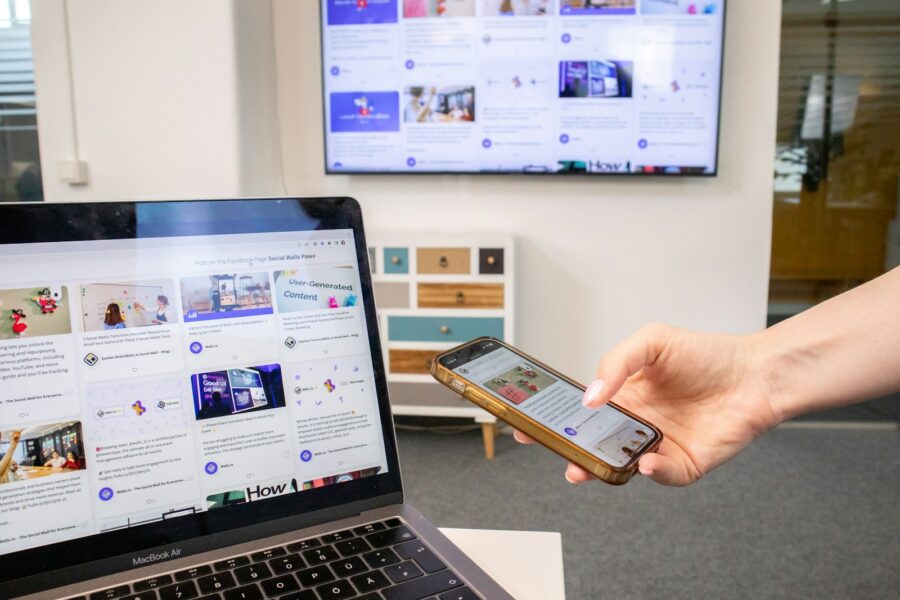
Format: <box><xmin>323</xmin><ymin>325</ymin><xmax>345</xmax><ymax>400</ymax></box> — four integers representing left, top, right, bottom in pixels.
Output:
<box><xmin>70</xmin><ymin>518</ymin><xmax>481</xmax><ymax>600</ymax></box>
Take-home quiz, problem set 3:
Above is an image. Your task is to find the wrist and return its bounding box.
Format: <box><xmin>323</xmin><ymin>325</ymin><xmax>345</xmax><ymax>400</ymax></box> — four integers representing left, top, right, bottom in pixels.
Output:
<box><xmin>747</xmin><ymin>329</ymin><xmax>801</xmax><ymax>428</ymax></box>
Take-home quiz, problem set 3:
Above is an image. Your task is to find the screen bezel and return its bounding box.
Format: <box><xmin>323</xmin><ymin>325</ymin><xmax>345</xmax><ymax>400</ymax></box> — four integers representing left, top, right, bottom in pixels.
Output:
<box><xmin>0</xmin><ymin>197</ymin><xmax>403</xmax><ymax>590</ymax></box>
<box><xmin>318</xmin><ymin>0</ymin><xmax>727</xmax><ymax>177</ymax></box>
<box><xmin>438</xmin><ymin>337</ymin><xmax>660</xmax><ymax>470</ymax></box>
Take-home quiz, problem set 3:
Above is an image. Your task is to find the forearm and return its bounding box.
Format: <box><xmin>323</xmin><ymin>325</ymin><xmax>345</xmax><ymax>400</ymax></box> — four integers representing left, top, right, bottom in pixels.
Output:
<box><xmin>754</xmin><ymin>267</ymin><xmax>900</xmax><ymax>422</ymax></box>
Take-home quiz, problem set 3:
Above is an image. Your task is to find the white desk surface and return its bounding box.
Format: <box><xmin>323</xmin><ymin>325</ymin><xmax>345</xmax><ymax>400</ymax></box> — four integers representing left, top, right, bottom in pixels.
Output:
<box><xmin>439</xmin><ymin>528</ymin><xmax>566</xmax><ymax>600</ymax></box>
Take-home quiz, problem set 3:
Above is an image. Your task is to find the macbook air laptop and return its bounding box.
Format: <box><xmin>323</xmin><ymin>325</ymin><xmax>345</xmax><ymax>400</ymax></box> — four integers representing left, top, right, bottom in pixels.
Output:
<box><xmin>0</xmin><ymin>198</ymin><xmax>513</xmax><ymax>600</ymax></box>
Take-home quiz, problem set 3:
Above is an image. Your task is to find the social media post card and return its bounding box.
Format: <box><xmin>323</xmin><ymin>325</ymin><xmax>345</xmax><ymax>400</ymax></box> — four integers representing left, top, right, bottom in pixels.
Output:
<box><xmin>77</xmin><ymin>279</ymin><xmax>184</xmax><ymax>383</ymax></box>
<box><xmin>560</xmin><ymin>0</ymin><xmax>635</xmax><ymax>16</ymax></box>
<box><xmin>191</xmin><ymin>364</ymin><xmax>294</xmax><ymax>491</ymax></box>
<box><xmin>324</xmin><ymin>28</ymin><xmax>400</xmax><ymax>88</ymax></box>
<box><xmin>327</xmin><ymin>132</ymin><xmax>404</xmax><ymax>172</ymax></box>
<box><xmin>82</xmin><ymin>376</ymin><xmax>201</xmax><ymax>528</ymax></box>
<box><xmin>326</xmin><ymin>0</ymin><xmax>398</xmax><ymax>26</ymax></box>
<box><xmin>274</xmin><ymin>267</ymin><xmax>367</xmax><ymax>361</ymax></box>
<box><xmin>478</xmin><ymin>14</ymin><xmax>553</xmax><ymax>57</ymax></box>
<box><xmin>401</xmin><ymin>13</ymin><xmax>476</xmax><ymax>71</ymax></box>
<box><xmin>284</xmin><ymin>357</ymin><xmax>384</xmax><ymax>479</ymax></box>
<box><xmin>0</xmin><ymin>286</ymin><xmax>78</xmax><ymax>423</ymax></box>
<box><xmin>182</xmin><ymin>316</ymin><xmax>280</xmax><ymax>370</ymax></box>
<box><xmin>330</xmin><ymin>91</ymin><xmax>401</xmax><ymax>134</ymax></box>
<box><xmin>556</xmin><ymin>17</ymin><xmax>638</xmax><ymax>55</ymax></box>
<box><xmin>0</xmin><ymin>421</ymin><xmax>93</xmax><ymax>553</ymax></box>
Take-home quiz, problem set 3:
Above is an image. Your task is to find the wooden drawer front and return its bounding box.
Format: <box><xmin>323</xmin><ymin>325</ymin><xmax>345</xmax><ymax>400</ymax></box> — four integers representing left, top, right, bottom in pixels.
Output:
<box><xmin>389</xmin><ymin>349</ymin><xmax>440</xmax><ymax>375</ymax></box>
<box><xmin>374</xmin><ymin>282</ymin><xmax>410</xmax><ymax>308</ymax></box>
<box><xmin>479</xmin><ymin>248</ymin><xmax>505</xmax><ymax>274</ymax></box>
<box><xmin>417</xmin><ymin>283</ymin><xmax>504</xmax><ymax>309</ymax></box>
<box><xmin>388</xmin><ymin>316</ymin><xmax>504</xmax><ymax>342</ymax></box>
<box><xmin>383</xmin><ymin>247</ymin><xmax>409</xmax><ymax>274</ymax></box>
<box><xmin>417</xmin><ymin>247</ymin><xmax>470</xmax><ymax>274</ymax></box>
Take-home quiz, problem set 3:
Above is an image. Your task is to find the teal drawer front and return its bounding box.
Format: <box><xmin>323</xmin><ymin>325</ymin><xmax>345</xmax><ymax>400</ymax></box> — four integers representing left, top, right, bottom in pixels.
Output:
<box><xmin>388</xmin><ymin>316</ymin><xmax>504</xmax><ymax>342</ymax></box>
<box><xmin>383</xmin><ymin>247</ymin><xmax>409</xmax><ymax>274</ymax></box>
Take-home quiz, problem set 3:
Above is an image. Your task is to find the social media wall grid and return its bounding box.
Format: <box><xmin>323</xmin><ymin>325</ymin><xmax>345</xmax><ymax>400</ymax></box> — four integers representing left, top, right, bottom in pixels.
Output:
<box><xmin>453</xmin><ymin>346</ymin><xmax>652</xmax><ymax>467</ymax></box>
<box><xmin>0</xmin><ymin>230</ymin><xmax>388</xmax><ymax>554</ymax></box>
<box><xmin>322</xmin><ymin>0</ymin><xmax>725</xmax><ymax>174</ymax></box>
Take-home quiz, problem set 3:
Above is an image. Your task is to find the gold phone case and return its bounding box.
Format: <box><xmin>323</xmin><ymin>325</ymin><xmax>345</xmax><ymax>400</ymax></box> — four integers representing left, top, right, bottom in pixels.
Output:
<box><xmin>432</xmin><ymin>337</ymin><xmax>663</xmax><ymax>485</ymax></box>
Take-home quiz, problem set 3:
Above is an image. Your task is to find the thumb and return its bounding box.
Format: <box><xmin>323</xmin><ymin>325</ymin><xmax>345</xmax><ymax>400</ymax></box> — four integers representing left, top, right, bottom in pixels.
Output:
<box><xmin>637</xmin><ymin>452</ymin><xmax>699</xmax><ymax>487</ymax></box>
<box><xmin>583</xmin><ymin>323</ymin><xmax>674</xmax><ymax>408</ymax></box>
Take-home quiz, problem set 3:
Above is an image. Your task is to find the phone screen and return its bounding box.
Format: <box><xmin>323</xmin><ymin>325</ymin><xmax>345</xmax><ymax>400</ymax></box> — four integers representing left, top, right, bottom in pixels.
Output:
<box><xmin>443</xmin><ymin>340</ymin><xmax>657</xmax><ymax>468</ymax></box>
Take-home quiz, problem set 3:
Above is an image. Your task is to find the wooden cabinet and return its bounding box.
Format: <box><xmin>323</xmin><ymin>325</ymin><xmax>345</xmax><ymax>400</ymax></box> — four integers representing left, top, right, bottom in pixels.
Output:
<box><xmin>369</xmin><ymin>234</ymin><xmax>515</xmax><ymax>459</ymax></box>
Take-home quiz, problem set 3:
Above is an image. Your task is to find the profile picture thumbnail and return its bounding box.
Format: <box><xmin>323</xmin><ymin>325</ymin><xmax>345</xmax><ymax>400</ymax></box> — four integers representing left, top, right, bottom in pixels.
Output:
<box><xmin>191</xmin><ymin>364</ymin><xmax>285</xmax><ymax>421</ymax></box>
<box><xmin>180</xmin><ymin>273</ymin><xmax>273</xmax><ymax>322</ymax></box>
<box><xmin>0</xmin><ymin>421</ymin><xmax>85</xmax><ymax>486</ymax></box>
<box><xmin>484</xmin><ymin>363</ymin><xmax>557</xmax><ymax>405</ymax></box>
<box><xmin>0</xmin><ymin>286</ymin><xmax>71</xmax><ymax>341</ymax></box>
<box><xmin>80</xmin><ymin>280</ymin><xmax>179</xmax><ymax>332</ymax></box>
<box><xmin>559</xmin><ymin>60</ymin><xmax>633</xmax><ymax>98</ymax></box>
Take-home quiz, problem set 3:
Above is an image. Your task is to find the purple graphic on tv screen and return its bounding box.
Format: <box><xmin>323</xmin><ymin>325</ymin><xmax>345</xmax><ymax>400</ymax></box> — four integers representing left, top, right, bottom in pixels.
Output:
<box><xmin>330</xmin><ymin>92</ymin><xmax>400</xmax><ymax>133</ymax></box>
<box><xmin>327</xmin><ymin>0</ymin><xmax>398</xmax><ymax>25</ymax></box>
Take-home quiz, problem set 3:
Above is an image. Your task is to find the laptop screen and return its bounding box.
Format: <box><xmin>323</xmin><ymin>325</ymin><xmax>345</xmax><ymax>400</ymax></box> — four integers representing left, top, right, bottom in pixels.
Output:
<box><xmin>0</xmin><ymin>199</ymin><xmax>401</xmax><ymax>585</ymax></box>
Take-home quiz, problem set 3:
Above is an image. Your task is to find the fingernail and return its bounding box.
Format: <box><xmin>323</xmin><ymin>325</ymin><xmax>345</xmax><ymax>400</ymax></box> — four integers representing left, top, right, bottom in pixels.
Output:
<box><xmin>564</xmin><ymin>472</ymin><xmax>576</xmax><ymax>484</ymax></box>
<box><xmin>639</xmin><ymin>464</ymin><xmax>653</xmax><ymax>476</ymax></box>
<box><xmin>582</xmin><ymin>379</ymin><xmax>604</xmax><ymax>407</ymax></box>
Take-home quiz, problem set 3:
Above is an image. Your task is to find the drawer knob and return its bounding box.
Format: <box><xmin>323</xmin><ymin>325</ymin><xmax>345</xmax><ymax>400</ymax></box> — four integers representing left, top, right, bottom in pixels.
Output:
<box><xmin>487</xmin><ymin>255</ymin><xmax>496</xmax><ymax>265</ymax></box>
<box><xmin>391</xmin><ymin>255</ymin><xmax>401</xmax><ymax>265</ymax></box>
<box><xmin>439</xmin><ymin>256</ymin><xmax>448</xmax><ymax>268</ymax></box>
<box><xmin>439</xmin><ymin>325</ymin><xmax>450</xmax><ymax>334</ymax></box>
<box><xmin>455</xmin><ymin>291</ymin><xmax>465</xmax><ymax>304</ymax></box>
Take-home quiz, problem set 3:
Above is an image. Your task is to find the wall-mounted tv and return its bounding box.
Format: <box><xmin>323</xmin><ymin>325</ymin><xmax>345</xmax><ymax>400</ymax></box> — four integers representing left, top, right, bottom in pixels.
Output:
<box><xmin>320</xmin><ymin>0</ymin><xmax>726</xmax><ymax>176</ymax></box>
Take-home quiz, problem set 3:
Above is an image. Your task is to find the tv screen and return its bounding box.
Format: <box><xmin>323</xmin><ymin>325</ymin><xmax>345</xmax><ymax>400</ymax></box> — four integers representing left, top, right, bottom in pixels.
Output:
<box><xmin>319</xmin><ymin>0</ymin><xmax>725</xmax><ymax>176</ymax></box>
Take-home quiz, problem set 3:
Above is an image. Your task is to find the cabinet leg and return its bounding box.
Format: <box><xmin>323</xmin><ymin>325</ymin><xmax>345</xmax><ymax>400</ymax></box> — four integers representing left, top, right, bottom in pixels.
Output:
<box><xmin>482</xmin><ymin>422</ymin><xmax>496</xmax><ymax>459</ymax></box>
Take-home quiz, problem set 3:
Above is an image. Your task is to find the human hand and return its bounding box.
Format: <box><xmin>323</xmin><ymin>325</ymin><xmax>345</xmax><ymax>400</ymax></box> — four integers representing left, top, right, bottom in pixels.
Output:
<box><xmin>10</xmin><ymin>430</ymin><xmax>22</xmax><ymax>444</ymax></box>
<box><xmin>514</xmin><ymin>324</ymin><xmax>783</xmax><ymax>486</ymax></box>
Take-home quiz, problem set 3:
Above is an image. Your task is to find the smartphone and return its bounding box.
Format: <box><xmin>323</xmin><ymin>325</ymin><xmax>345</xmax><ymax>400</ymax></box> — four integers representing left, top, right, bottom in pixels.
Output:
<box><xmin>432</xmin><ymin>337</ymin><xmax>663</xmax><ymax>485</ymax></box>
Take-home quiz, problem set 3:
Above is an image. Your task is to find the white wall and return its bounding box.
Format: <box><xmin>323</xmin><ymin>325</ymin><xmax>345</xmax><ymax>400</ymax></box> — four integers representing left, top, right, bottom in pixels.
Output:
<box><xmin>273</xmin><ymin>1</ymin><xmax>781</xmax><ymax>380</ymax></box>
<box><xmin>31</xmin><ymin>0</ymin><xmax>282</xmax><ymax>201</ymax></box>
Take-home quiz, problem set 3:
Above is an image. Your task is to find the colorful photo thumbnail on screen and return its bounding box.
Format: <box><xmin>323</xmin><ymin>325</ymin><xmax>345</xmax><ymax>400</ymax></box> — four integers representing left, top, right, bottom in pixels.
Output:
<box><xmin>0</xmin><ymin>421</ymin><xmax>85</xmax><ymax>486</ymax></box>
<box><xmin>0</xmin><ymin>286</ymin><xmax>71</xmax><ymax>341</ymax></box>
<box><xmin>191</xmin><ymin>364</ymin><xmax>285</xmax><ymax>421</ymax></box>
<box><xmin>329</xmin><ymin>92</ymin><xmax>400</xmax><ymax>133</ymax></box>
<box><xmin>273</xmin><ymin>267</ymin><xmax>359</xmax><ymax>313</ymax></box>
<box><xmin>80</xmin><ymin>280</ymin><xmax>179</xmax><ymax>332</ymax></box>
<box><xmin>483</xmin><ymin>363</ymin><xmax>558</xmax><ymax>405</ymax></box>
<box><xmin>302</xmin><ymin>466</ymin><xmax>382</xmax><ymax>490</ymax></box>
<box><xmin>482</xmin><ymin>0</ymin><xmax>553</xmax><ymax>16</ymax></box>
<box><xmin>403</xmin><ymin>86</ymin><xmax>475</xmax><ymax>123</ymax></box>
<box><xmin>404</xmin><ymin>0</ymin><xmax>475</xmax><ymax>18</ymax></box>
<box><xmin>557</xmin><ymin>159</ymin><xmax>632</xmax><ymax>174</ymax></box>
<box><xmin>560</xmin><ymin>0</ymin><xmax>635</xmax><ymax>15</ymax></box>
<box><xmin>327</xmin><ymin>0</ymin><xmax>399</xmax><ymax>25</ymax></box>
<box><xmin>180</xmin><ymin>273</ymin><xmax>273</xmax><ymax>322</ymax></box>
<box><xmin>641</xmin><ymin>0</ymin><xmax>718</xmax><ymax>14</ymax></box>
<box><xmin>558</xmin><ymin>60</ymin><xmax>632</xmax><ymax>98</ymax></box>
<box><xmin>591</xmin><ymin>419</ymin><xmax>651</xmax><ymax>466</ymax></box>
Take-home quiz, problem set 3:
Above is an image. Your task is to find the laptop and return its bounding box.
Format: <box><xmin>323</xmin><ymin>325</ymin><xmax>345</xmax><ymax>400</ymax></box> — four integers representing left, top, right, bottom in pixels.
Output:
<box><xmin>0</xmin><ymin>198</ymin><xmax>513</xmax><ymax>600</ymax></box>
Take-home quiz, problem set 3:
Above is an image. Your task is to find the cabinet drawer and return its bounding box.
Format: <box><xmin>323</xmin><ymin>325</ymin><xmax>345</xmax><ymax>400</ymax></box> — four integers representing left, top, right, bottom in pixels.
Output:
<box><xmin>383</xmin><ymin>247</ymin><xmax>409</xmax><ymax>274</ymax></box>
<box><xmin>479</xmin><ymin>248</ymin><xmax>505</xmax><ymax>274</ymax></box>
<box><xmin>417</xmin><ymin>283</ymin><xmax>504</xmax><ymax>309</ymax></box>
<box><xmin>374</xmin><ymin>282</ymin><xmax>410</xmax><ymax>308</ymax></box>
<box><xmin>389</xmin><ymin>349</ymin><xmax>440</xmax><ymax>375</ymax></box>
<box><xmin>388</xmin><ymin>316</ymin><xmax>504</xmax><ymax>342</ymax></box>
<box><xmin>417</xmin><ymin>247</ymin><xmax>471</xmax><ymax>274</ymax></box>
